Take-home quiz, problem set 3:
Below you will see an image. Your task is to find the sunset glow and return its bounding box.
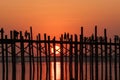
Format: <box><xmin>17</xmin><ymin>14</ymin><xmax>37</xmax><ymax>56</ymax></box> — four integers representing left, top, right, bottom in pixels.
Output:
<box><xmin>51</xmin><ymin>46</ymin><xmax>60</xmax><ymax>54</ymax></box>
<box><xmin>0</xmin><ymin>0</ymin><xmax>120</xmax><ymax>37</ymax></box>
<box><xmin>1</xmin><ymin>1</ymin><xmax>120</xmax><ymax>80</ymax></box>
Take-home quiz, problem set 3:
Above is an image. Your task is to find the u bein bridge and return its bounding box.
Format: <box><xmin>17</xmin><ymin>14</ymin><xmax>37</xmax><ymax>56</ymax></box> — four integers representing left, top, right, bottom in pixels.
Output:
<box><xmin>0</xmin><ymin>26</ymin><xmax>120</xmax><ymax>80</ymax></box>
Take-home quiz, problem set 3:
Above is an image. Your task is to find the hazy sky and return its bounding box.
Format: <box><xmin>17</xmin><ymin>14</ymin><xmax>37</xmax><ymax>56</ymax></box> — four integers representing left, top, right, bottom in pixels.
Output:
<box><xmin>0</xmin><ymin>0</ymin><xmax>120</xmax><ymax>38</ymax></box>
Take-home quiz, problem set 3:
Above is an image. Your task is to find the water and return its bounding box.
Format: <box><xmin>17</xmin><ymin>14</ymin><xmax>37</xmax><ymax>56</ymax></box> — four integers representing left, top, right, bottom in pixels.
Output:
<box><xmin>0</xmin><ymin>62</ymin><xmax>119</xmax><ymax>80</ymax></box>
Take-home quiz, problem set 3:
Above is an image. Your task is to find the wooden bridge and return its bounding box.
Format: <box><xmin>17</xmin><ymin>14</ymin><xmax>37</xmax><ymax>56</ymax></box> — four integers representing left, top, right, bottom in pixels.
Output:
<box><xmin>0</xmin><ymin>26</ymin><xmax>120</xmax><ymax>80</ymax></box>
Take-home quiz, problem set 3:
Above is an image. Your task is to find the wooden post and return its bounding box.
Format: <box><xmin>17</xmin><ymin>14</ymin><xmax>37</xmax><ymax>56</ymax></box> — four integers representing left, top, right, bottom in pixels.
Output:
<box><xmin>5</xmin><ymin>35</ymin><xmax>8</xmax><ymax>80</ymax></box>
<box><xmin>30</xmin><ymin>27</ymin><xmax>35</xmax><ymax>80</ymax></box>
<box><xmin>80</xmin><ymin>27</ymin><xmax>83</xmax><ymax>80</ymax></box>
<box><xmin>114</xmin><ymin>36</ymin><xmax>117</xmax><ymax>80</ymax></box>
<box><xmin>69</xmin><ymin>35</ymin><xmax>73</xmax><ymax>80</ymax></box>
<box><xmin>100</xmin><ymin>37</ymin><xmax>103</xmax><ymax>80</ymax></box>
<box><xmin>74</xmin><ymin>34</ymin><xmax>78</xmax><ymax>80</ymax></box>
<box><xmin>48</xmin><ymin>36</ymin><xmax>51</xmax><ymax>80</ymax></box>
<box><xmin>119</xmin><ymin>39</ymin><xmax>120</xmax><ymax>80</ymax></box>
<box><xmin>104</xmin><ymin>29</ymin><xmax>108</xmax><ymax>80</ymax></box>
<box><xmin>95</xmin><ymin>26</ymin><xmax>98</xmax><ymax>80</ymax></box>
<box><xmin>44</xmin><ymin>34</ymin><xmax>49</xmax><ymax>80</ymax></box>
<box><xmin>84</xmin><ymin>37</ymin><xmax>88</xmax><ymax>80</ymax></box>
<box><xmin>1</xmin><ymin>28</ymin><xmax>5</xmax><ymax>80</ymax></box>
<box><xmin>36</xmin><ymin>35</ymin><xmax>40</xmax><ymax>80</ymax></box>
<box><xmin>90</xmin><ymin>35</ymin><xmax>94</xmax><ymax>80</ymax></box>
<box><xmin>10</xmin><ymin>31</ymin><xmax>13</xmax><ymax>80</ymax></box>
<box><xmin>53</xmin><ymin>37</ymin><xmax>56</xmax><ymax>80</ymax></box>
<box><xmin>20</xmin><ymin>31</ymin><xmax>25</xmax><ymax>80</ymax></box>
<box><xmin>64</xmin><ymin>32</ymin><xmax>68</xmax><ymax>80</ymax></box>
<box><xmin>60</xmin><ymin>35</ymin><xmax>64</xmax><ymax>80</ymax></box>
<box><xmin>11</xmin><ymin>30</ymin><xmax>17</xmax><ymax>80</ymax></box>
<box><xmin>28</xmin><ymin>31</ymin><xmax>32</xmax><ymax>80</ymax></box>
<box><xmin>38</xmin><ymin>34</ymin><xmax>42</xmax><ymax>80</ymax></box>
<box><xmin>109</xmin><ymin>39</ymin><xmax>112</xmax><ymax>80</ymax></box>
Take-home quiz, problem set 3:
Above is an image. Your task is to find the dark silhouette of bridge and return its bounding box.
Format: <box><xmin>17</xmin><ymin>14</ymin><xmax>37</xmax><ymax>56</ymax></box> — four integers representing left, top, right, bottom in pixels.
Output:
<box><xmin>0</xmin><ymin>26</ymin><xmax>120</xmax><ymax>80</ymax></box>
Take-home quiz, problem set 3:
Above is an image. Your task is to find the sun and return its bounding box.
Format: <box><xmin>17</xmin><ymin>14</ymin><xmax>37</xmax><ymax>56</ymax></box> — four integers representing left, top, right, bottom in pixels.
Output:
<box><xmin>51</xmin><ymin>46</ymin><xmax>60</xmax><ymax>54</ymax></box>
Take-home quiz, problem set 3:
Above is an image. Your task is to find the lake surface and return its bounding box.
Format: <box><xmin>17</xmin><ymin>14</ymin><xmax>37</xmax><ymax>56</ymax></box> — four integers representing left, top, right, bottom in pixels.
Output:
<box><xmin>0</xmin><ymin>62</ymin><xmax>119</xmax><ymax>80</ymax></box>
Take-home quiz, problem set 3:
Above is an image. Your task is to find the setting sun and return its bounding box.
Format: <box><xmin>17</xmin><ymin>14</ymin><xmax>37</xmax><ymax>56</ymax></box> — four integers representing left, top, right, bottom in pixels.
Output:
<box><xmin>51</xmin><ymin>46</ymin><xmax>60</xmax><ymax>54</ymax></box>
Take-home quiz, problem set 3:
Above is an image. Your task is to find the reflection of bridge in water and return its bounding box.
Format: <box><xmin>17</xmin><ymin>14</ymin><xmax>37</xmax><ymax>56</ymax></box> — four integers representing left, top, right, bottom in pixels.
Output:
<box><xmin>0</xmin><ymin>26</ymin><xmax>120</xmax><ymax>80</ymax></box>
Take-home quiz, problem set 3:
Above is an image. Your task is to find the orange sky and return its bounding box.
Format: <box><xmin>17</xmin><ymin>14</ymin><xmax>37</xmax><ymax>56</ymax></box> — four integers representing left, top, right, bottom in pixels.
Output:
<box><xmin>0</xmin><ymin>0</ymin><xmax>120</xmax><ymax>38</ymax></box>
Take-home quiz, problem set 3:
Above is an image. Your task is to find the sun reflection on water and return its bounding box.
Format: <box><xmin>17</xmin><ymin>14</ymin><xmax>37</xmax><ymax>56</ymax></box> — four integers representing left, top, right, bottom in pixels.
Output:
<box><xmin>51</xmin><ymin>62</ymin><xmax>61</xmax><ymax>80</ymax></box>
